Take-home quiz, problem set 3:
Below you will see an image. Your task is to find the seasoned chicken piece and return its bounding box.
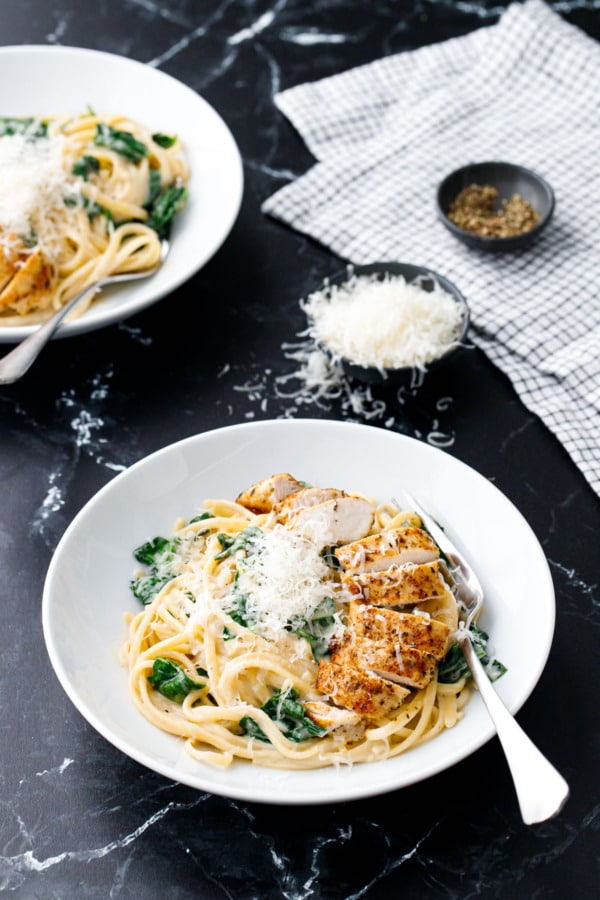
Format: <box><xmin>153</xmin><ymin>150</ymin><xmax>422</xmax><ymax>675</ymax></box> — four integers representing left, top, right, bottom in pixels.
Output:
<box><xmin>348</xmin><ymin>603</ymin><xmax>450</xmax><ymax>659</ymax></box>
<box><xmin>303</xmin><ymin>700</ymin><xmax>366</xmax><ymax>743</ymax></box>
<box><xmin>316</xmin><ymin>659</ymin><xmax>410</xmax><ymax>718</ymax></box>
<box><xmin>0</xmin><ymin>245</ymin><xmax>56</xmax><ymax>315</ymax></box>
<box><xmin>0</xmin><ymin>232</ymin><xmax>27</xmax><ymax>292</ymax></box>
<box><xmin>275</xmin><ymin>486</ymin><xmax>345</xmax><ymax>516</ymax></box>
<box><xmin>236</xmin><ymin>473</ymin><xmax>304</xmax><ymax>514</ymax></box>
<box><xmin>331</xmin><ymin>630</ymin><xmax>437</xmax><ymax>690</ymax></box>
<box><xmin>341</xmin><ymin>559</ymin><xmax>450</xmax><ymax>607</ymax></box>
<box><xmin>335</xmin><ymin>527</ymin><xmax>439</xmax><ymax>574</ymax></box>
<box><xmin>275</xmin><ymin>486</ymin><xmax>375</xmax><ymax>546</ymax></box>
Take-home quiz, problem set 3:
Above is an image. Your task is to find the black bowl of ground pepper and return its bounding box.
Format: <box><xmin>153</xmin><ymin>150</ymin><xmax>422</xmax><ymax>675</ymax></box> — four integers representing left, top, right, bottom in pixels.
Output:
<box><xmin>436</xmin><ymin>161</ymin><xmax>555</xmax><ymax>252</ymax></box>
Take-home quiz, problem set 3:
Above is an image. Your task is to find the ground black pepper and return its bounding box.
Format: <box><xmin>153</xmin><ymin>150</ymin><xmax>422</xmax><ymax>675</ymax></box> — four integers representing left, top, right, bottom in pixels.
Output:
<box><xmin>447</xmin><ymin>183</ymin><xmax>540</xmax><ymax>238</ymax></box>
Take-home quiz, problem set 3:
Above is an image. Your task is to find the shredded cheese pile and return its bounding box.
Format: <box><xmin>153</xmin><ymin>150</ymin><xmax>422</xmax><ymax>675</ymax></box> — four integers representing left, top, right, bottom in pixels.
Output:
<box><xmin>226</xmin><ymin>525</ymin><xmax>341</xmax><ymax>640</ymax></box>
<box><xmin>302</xmin><ymin>272</ymin><xmax>465</xmax><ymax>370</ymax></box>
<box><xmin>0</xmin><ymin>133</ymin><xmax>78</xmax><ymax>242</ymax></box>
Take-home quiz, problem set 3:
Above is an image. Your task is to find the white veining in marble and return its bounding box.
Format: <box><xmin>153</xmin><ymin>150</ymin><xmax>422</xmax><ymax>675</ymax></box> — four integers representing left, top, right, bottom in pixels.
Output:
<box><xmin>280</xmin><ymin>28</ymin><xmax>350</xmax><ymax>45</ymax></box>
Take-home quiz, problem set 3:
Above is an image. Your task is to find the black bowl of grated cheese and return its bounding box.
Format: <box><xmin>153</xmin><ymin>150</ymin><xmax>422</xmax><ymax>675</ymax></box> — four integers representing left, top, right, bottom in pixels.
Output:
<box><xmin>301</xmin><ymin>262</ymin><xmax>470</xmax><ymax>389</ymax></box>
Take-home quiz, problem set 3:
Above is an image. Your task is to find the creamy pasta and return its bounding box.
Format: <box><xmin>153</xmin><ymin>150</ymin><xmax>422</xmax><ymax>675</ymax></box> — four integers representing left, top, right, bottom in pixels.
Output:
<box><xmin>0</xmin><ymin>111</ymin><xmax>189</xmax><ymax>325</ymax></box>
<box><xmin>121</xmin><ymin>475</ymin><xmax>505</xmax><ymax>770</ymax></box>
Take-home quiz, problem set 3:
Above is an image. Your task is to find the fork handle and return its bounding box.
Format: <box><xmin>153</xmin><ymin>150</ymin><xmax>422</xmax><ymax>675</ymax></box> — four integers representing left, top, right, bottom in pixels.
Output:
<box><xmin>458</xmin><ymin>632</ymin><xmax>570</xmax><ymax>825</ymax></box>
<box><xmin>0</xmin><ymin>283</ymin><xmax>99</xmax><ymax>384</ymax></box>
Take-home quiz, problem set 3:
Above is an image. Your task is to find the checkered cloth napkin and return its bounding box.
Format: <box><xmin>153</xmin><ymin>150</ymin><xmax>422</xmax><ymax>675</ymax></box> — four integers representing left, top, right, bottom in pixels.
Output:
<box><xmin>263</xmin><ymin>0</ymin><xmax>600</xmax><ymax>498</ymax></box>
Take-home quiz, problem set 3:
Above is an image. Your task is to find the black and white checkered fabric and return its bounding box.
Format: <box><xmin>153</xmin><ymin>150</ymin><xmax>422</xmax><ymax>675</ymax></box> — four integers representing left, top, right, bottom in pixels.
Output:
<box><xmin>263</xmin><ymin>0</ymin><xmax>600</xmax><ymax>497</ymax></box>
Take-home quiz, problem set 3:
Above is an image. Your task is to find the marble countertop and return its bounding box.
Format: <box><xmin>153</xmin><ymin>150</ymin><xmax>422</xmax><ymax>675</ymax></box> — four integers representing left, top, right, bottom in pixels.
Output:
<box><xmin>1</xmin><ymin>2</ymin><xmax>599</xmax><ymax>897</ymax></box>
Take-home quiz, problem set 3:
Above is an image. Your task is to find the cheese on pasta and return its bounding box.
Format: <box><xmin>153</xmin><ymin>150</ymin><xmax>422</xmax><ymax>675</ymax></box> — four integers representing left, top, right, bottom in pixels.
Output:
<box><xmin>120</xmin><ymin>483</ymin><xmax>476</xmax><ymax>770</ymax></box>
<box><xmin>0</xmin><ymin>132</ymin><xmax>78</xmax><ymax>237</ymax></box>
<box><xmin>0</xmin><ymin>112</ymin><xmax>189</xmax><ymax>325</ymax></box>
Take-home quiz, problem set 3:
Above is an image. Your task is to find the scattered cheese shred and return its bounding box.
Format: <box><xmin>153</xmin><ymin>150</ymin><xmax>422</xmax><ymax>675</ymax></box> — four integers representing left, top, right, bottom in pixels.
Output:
<box><xmin>302</xmin><ymin>271</ymin><xmax>465</xmax><ymax>370</ymax></box>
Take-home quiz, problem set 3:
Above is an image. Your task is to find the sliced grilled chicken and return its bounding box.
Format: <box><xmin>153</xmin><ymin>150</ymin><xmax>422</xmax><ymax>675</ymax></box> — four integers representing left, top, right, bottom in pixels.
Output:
<box><xmin>303</xmin><ymin>700</ymin><xmax>366</xmax><ymax>742</ymax></box>
<box><xmin>275</xmin><ymin>486</ymin><xmax>375</xmax><ymax>546</ymax></box>
<box><xmin>316</xmin><ymin>658</ymin><xmax>410</xmax><ymax>718</ymax></box>
<box><xmin>348</xmin><ymin>603</ymin><xmax>450</xmax><ymax>659</ymax></box>
<box><xmin>335</xmin><ymin>527</ymin><xmax>439</xmax><ymax>574</ymax></box>
<box><xmin>0</xmin><ymin>233</ymin><xmax>26</xmax><ymax>292</ymax></box>
<box><xmin>236</xmin><ymin>473</ymin><xmax>304</xmax><ymax>514</ymax></box>
<box><xmin>331</xmin><ymin>630</ymin><xmax>437</xmax><ymax>691</ymax></box>
<box><xmin>275</xmin><ymin>486</ymin><xmax>345</xmax><ymax>517</ymax></box>
<box><xmin>341</xmin><ymin>559</ymin><xmax>450</xmax><ymax>607</ymax></box>
<box><xmin>0</xmin><ymin>245</ymin><xmax>56</xmax><ymax>314</ymax></box>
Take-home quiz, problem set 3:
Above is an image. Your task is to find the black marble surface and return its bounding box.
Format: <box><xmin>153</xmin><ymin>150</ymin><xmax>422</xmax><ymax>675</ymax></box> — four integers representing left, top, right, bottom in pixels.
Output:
<box><xmin>1</xmin><ymin>2</ymin><xmax>599</xmax><ymax>897</ymax></box>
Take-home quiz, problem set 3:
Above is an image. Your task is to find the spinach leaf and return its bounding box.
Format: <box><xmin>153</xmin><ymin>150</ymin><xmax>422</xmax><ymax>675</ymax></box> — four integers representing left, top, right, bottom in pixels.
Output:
<box><xmin>130</xmin><ymin>572</ymin><xmax>174</xmax><ymax>605</ymax></box>
<box><xmin>146</xmin><ymin>168</ymin><xmax>162</xmax><ymax>207</ymax></box>
<box><xmin>64</xmin><ymin>194</ymin><xmax>111</xmax><ymax>225</ymax></box>
<box><xmin>214</xmin><ymin>525</ymin><xmax>262</xmax><ymax>561</ymax></box>
<box><xmin>147</xmin><ymin>184</ymin><xmax>188</xmax><ymax>239</ymax></box>
<box><xmin>93</xmin><ymin>122</ymin><xmax>148</xmax><ymax>163</ymax></box>
<box><xmin>239</xmin><ymin>715</ymin><xmax>270</xmax><ymax>742</ymax></box>
<box><xmin>72</xmin><ymin>155</ymin><xmax>100</xmax><ymax>180</ymax></box>
<box><xmin>134</xmin><ymin>535</ymin><xmax>180</xmax><ymax>567</ymax></box>
<box><xmin>239</xmin><ymin>688</ymin><xmax>326</xmax><ymax>744</ymax></box>
<box><xmin>225</xmin><ymin>571</ymin><xmax>251</xmax><ymax>629</ymax></box>
<box><xmin>189</xmin><ymin>511</ymin><xmax>214</xmax><ymax>524</ymax></box>
<box><xmin>148</xmin><ymin>657</ymin><xmax>205</xmax><ymax>703</ymax></box>
<box><xmin>320</xmin><ymin>546</ymin><xmax>341</xmax><ymax>569</ymax></box>
<box><xmin>130</xmin><ymin>535</ymin><xmax>181</xmax><ymax>605</ymax></box>
<box><xmin>0</xmin><ymin>116</ymin><xmax>47</xmax><ymax>138</ymax></box>
<box><xmin>291</xmin><ymin>597</ymin><xmax>336</xmax><ymax>660</ymax></box>
<box><xmin>152</xmin><ymin>132</ymin><xmax>177</xmax><ymax>148</ymax></box>
<box><xmin>438</xmin><ymin>624</ymin><xmax>507</xmax><ymax>684</ymax></box>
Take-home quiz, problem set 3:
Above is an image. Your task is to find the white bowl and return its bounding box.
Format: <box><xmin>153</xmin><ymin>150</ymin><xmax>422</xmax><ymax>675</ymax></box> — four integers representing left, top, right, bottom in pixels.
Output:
<box><xmin>42</xmin><ymin>419</ymin><xmax>555</xmax><ymax>805</ymax></box>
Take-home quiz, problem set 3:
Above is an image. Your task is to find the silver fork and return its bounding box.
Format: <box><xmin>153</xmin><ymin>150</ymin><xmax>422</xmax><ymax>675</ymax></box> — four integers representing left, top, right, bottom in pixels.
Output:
<box><xmin>404</xmin><ymin>490</ymin><xmax>570</xmax><ymax>825</ymax></box>
<box><xmin>0</xmin><ymin>238</ymin><xmax>170</xmax><ymax>385</ymax></box>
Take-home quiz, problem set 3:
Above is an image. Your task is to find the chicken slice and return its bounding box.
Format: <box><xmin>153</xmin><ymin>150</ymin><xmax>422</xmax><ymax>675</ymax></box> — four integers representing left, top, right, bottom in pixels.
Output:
<box><xmin>0</xmin><ymin>233</ymin><xmax>27</xmax><ymax>292</ymax></box>
<box><xmin>340</xmin><ymin>559</ymin><xmax>450</xmax><ymax>607</ymax></box>
<box><xmin>335</xmin><ymin>527</ymin><xmax>439</xmax><ymax>574</ymax></box>
<box><xmin>275</xmin><ymin>486</ymin><xmax>345</xmax><ymax>517</ymax></box>
<box><xmin>331</xmin><ymin>630</ymin><xmax>437</xmax><ymax>690</ymax></box>
<box><xmin>316</xmin><ymin>658</ymin><xmax>410</xmax><ymax>718</ymax></box>
<box><xmin>274</xmin><ymin>486</ymin><xmax>375</xmax><ymax>547</ymax></box>
<box><xmin>348</xmin><ymin>603</ymin><xmax>450</xmax><ymax>659</ymax></box>
<box><xmin>303</xmin><ymin>700</ymin><xmax>366</xmax><ymax>743</ymax></box>
<box><xmin>0</xmin><ymin>245</ymin><xmax>56</xmax><ymax>314</ymax></box>
<box><xmin>236</xmin><ymin>473</ymin><xmax>304</xmax><ymax>514</ymax></box>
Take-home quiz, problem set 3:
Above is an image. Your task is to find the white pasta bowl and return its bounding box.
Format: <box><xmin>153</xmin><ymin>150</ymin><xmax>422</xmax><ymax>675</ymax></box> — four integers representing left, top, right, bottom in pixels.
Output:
<box><xmin>0</xmin><ymin>45</ymin><xmax>243</xmax><ymax>343</ymax></box>
<box><xmin>42</xmin><ymin>419</ymin><xmax>556</xmax><ymax>805</ymax></box>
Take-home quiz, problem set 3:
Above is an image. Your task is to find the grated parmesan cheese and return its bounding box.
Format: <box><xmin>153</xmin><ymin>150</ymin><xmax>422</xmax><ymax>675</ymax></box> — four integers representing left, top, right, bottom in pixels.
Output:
<box><xmin>224</xmin><ymin>524</ymin><xmax>343</xmax><ymax>641</ymax></box>
<box><xmin>0</xmin><ymin>132</ymin><xmax>79</xmax><ymax>242</ymax></box>
<box><xmin>302</xmin><ymin>271</ymin><xmax>465</xmax><ymax>370</ymax></box>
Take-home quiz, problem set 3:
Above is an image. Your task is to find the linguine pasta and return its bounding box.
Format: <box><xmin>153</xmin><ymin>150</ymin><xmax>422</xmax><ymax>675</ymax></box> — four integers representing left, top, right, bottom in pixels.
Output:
<box><xmin>0</xmin><ymin>111</ymin><xmax>189</xmax><ymax>325</ymax></box>
<box><xmin>120</xmin><ymin>479</ymin><xmax>492</xmax><ymax>771</ymax></box>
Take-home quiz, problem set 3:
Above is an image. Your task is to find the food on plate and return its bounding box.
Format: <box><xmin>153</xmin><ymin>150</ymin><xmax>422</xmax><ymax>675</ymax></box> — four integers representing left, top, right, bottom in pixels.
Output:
<box><xmin>0</xmin><ymin>112</ymin><xmax>189</xmax><ymax>325</ymax></box>
<box><xmin>301</xmin><ymin>270</ymin><xmax>466</xmax><ymax>371</ymax></box>
<box><xmin>121</xmin><ymin>474</ymin><xmax>505</xmax><ymax>769</ymax></box>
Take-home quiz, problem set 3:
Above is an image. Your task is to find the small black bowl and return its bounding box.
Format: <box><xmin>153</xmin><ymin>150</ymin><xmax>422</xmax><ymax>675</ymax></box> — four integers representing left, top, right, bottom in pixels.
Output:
<box><xmin>437</xmin><ymin>161</ymin><xmax>555</xmax><ymax>252</ymax></box>
<box><xmin>304</xmin><ymin>262</ymin><xmax>470</xmax><ymax>389</ymax></box>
